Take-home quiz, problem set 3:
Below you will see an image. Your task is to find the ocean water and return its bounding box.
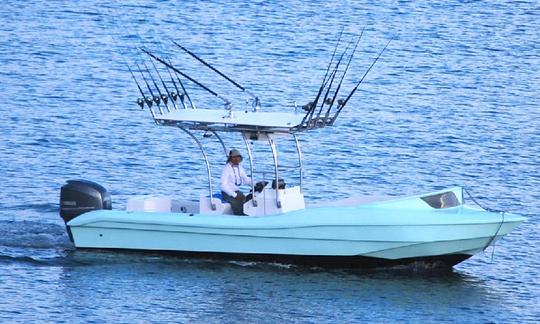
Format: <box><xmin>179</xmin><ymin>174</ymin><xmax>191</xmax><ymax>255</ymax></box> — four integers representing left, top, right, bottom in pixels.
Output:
<box><xmin>1</xmin><ymin>0</ymin><xmax>539</xmax><ymax>322</ymax></box>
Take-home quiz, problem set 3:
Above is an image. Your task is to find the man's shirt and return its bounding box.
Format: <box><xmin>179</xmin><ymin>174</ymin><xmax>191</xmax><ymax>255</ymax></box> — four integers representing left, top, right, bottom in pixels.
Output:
<box><xmin>220</xmin><ymin>163</ymin><xmax>253</xmax><ymax>197</ymax></box>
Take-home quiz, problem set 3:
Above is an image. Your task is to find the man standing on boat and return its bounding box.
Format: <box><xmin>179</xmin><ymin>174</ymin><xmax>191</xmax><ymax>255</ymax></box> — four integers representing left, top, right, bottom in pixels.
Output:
<box><xmin>221</xmin><ymin>149</ymin><xmax>253</xmax><ymax>215</ymax></box>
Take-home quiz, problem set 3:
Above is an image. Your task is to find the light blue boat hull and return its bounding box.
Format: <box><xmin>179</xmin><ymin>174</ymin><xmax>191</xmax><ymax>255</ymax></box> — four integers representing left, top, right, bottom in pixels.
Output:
<box><xmin>66</xmin><ymin>188</ymin><xmax>525</xmax><ymax>268</ymax></box>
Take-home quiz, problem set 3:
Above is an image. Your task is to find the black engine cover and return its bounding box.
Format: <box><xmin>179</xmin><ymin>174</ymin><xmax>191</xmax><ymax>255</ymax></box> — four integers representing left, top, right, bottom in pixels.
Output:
<box><xmin>60</xmin><ymin>180</ymin><xmax>111</xmax><ymax>224</ymax></box>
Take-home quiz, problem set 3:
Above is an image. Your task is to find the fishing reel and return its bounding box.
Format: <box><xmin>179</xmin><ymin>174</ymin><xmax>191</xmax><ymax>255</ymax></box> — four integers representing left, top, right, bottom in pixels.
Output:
<box><xmin>244</xmin><ymin>97</ymin><xmax>261</xmax><ymax>112</ymax></box>
<box><xmin>253</xmin><ymin>97</ymin><xmax>261</xmax><ymax>111</ymax></box>
<box><xmin>136</xmin><ymin>98</ymin><xmax>145</xmax><ymax>109</ymax></box>
<box><xmin>145</xmin><ymin>97</ymin><xmax>153</xmax><ymax>107</ymax></box>
<box><xmin>137</xmin><ymin>97</ymin><xmax>154</xmax><ymax>108</ymax></box>
<box><xmin>302</xmin><ymin>102</ymin><xmax>314</xmax><ymax>111</ymax></box>
<box><xmin>161</xmin><ymin>94</ymin><xmax>168</xmax><ymax>105</ymax></box>
<box><xmin>169</xmin><ymin>91</ymin><xmax>186</xmax><ymax>104</ymax></box>
<box><xmin>302</xmin><ymin>98</ymin><xmax>337</xmax><ymax>112</ymax></box>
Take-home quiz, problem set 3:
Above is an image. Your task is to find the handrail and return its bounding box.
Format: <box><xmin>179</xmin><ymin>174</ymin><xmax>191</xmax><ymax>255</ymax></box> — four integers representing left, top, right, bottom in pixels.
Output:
<box><xmin>178</xmin><ymin>126</ymin><xmax>216</xmax><ymax>210</ymax></box>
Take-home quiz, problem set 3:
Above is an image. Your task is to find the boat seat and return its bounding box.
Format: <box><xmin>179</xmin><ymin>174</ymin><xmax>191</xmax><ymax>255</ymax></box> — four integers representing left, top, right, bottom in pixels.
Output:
<box><xmin>199</xmin><ymin>193</ymin><xmax>233</xmax><ymax>215</ymax></box>
<box><xmin>126</xmin><ymin>195</ymin><xmax>172</xmax><ymax>212</ymax></box>
<box><xmin>212</xmin><ymin>192</ymin><xmax>225</xmax><ymax>202</ymax></box>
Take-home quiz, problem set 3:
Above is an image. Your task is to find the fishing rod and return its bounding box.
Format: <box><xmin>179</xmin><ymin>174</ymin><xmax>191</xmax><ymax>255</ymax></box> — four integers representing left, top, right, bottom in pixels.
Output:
<box><xmin>135</xmin><ymin>61</ymin><xmax>163</xmax><ymax>114</ymax></box>
<box><xmin>314</xmin><ymin>61</ymin><xmax>341</xmax><ymax>121</ymax></box>
<box><xmin>318</xmin><ymin>27</ymin><xmax>345</xmax><ymax>91</ymax></box>
<box><xmin>162</xmin><ymin>53</ymin><xmax>197</xmax><ymax>109</ymax></box>
<box><xmin>149</xmin><ymin>35</ymin><xmax>195</xmax><ymax>109</ymax></box>
<box><xmin>331</xmin><ymin>37</ymin><xmax>393</xmax><ymax>125</ymax></box>
<box><xmin>299</xmin><ymin>31</ymin><xmax>347</xmax><ymax>127</ymax></box>
<box><xmin>95</xmin><ymin>5</ymin><xmax>178</xmax><ymax>117</ymax></box>
<box><xmin>148</xmin><ymin>54</ymin><xmax>178</xmax><ymax>110</ymax></box>
<box><xmin>134</xmin><ymin>30</ymin><xmax>187</xmax><ymax>110</ymax></box>
<box><xmin>126</xmin><ymin>63</ymin><xmax>157</xmax><ymax>120</ymax></box>
<box><xmin>315</xmin><ymin>34</ymin><xmax>361</xmax><ymax>122</ymax></box>
<box><xmin>168</xmin><ymin>61</ymin><xmax>196</xmax><ymax>109</ymax></box>
<box><xmin>164</xmin><ymin>62</ymin><xmax>187</xmax><ymax>109</ymax></box>
<box><xmin>173</xmin><ymin>41</ymin><xmax>259</xmax><ymax>108</ymax></box>
<box><xmin>299</xmin><ymin>76</ymin><xmax>328</xmax><ymax>127</ymax></box>
<box><xmin>303</xmin><ymin>39</ymin><xmax>352</xmax><ymax>127</ymax></box>
<box><xmin>303</xmin><ymin>27</ymin><xmax>344</xmax><ymax>102</ymax></box>
<box><xmin>142</xmin><ymin>59</ymin><xmax>169</xmax><ymax>113</ymax></box>
<box><xmin>95</xmin><ymin>7</ymin><xmax>154</xmax><ymax>116</ymax></box>
<box><xmin>141</xmin><ymin>32</ymin><xmax>180</xmax><ymax>110</ymax></box>
<box><xmin>142</xmin><ymin>48</ymin><xmax>232</xmax><ymax>107</ymax></box>
<box><xmin>96</xmin><ymin>6</ymin><xmax>170</xmax><ymax>118</ymax></box>
<box><xmin>126</xmin><ymin>64</ymin><xmax>148</xmax><ymax>109</ymax></box>
<box><xmin>323</xmin><ymin>30</ymin><xmax>364</xmax><ymax>121</ymax></box>
<box><xmin>134</xmin><ymin>41</ymin><xmax>168</xmax><ymax>113</ymax></box>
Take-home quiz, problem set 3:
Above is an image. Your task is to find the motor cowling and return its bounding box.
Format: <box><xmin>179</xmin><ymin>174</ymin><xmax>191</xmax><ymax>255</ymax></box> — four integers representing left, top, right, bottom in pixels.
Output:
<box><xmin>60</xmin><ymin>180</ymin><xmax>112</xmax><ymax>224</ymax></box>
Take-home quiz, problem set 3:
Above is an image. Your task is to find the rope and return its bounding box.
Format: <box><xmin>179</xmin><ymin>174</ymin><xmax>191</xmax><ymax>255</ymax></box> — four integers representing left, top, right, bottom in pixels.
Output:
<box><xmin>463</xmin><ymin>187</ymin><xmax>502</xmax><ymax>213</ymax></box>
<box><xmin>463</xmin><ymin>188</ymin><xmax>506</xmax><ymax>262</ymax></box>
<box><xmin>487</xmin><ymin>211</ymin><xmax>505</xmax><ymax>262</ymax></box>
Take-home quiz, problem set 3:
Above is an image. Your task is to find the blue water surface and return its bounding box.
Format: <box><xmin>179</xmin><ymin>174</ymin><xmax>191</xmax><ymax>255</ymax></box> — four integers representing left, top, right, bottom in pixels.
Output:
<box><xmin>0</xmin><ymin>0</ymin><xmax>539</xmax><ymax>322</ymax></box>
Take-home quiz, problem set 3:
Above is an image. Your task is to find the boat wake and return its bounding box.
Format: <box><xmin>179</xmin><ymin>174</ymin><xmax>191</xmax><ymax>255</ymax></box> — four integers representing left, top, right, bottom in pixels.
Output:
<box><xmin>0</xmin><ymin>253</ymin><xmax>64</xmax><ymax>266</ymax></box>
<box><xmin>0</xmin><ymin>219</ymin><xmax>71</xmax><ymax>249</ymax></box>
<box><xmin>228</xmin><ymin>258</ymin><xmax>455</xmax><ymax>274</ymax></box>
<box><xmin>228</xmin><ymin>260</ymin><xmax>296</xmax><ymax>270</ymax></box>
<box><xmin>0</xmin><ymin>219</ymin><xmax>73</xmax><ymax>265</ymax></box>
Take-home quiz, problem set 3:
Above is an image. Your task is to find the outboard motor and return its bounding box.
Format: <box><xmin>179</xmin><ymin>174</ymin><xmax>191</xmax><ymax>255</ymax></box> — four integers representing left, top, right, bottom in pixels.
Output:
<box><xmin>60</xmin><ymin>180</ymin><xmax>112</xmax><ymax>224</ymax></box>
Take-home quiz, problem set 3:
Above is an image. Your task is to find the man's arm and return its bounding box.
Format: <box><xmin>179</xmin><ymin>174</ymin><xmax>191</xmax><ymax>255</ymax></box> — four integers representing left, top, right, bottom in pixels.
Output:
<box><xmin>239</xmin><ymin>166</ymin><xmax>253</xmax><ymax>186</ymax></box>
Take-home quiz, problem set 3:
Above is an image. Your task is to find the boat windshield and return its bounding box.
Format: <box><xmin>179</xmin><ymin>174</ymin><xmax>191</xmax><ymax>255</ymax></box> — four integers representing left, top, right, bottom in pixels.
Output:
<box><xmin>421</xmin><ymin>191</ymin><xmax>460</xmax><ymax>209</ymax></box>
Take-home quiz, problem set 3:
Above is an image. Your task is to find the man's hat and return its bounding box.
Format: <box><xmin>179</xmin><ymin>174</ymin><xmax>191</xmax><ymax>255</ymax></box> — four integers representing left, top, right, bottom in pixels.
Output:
<box><xmin>228</xmin><ymin>149</ymin><xmax>243</xmax><ymax>162</ymax></box>
<box><xmin>229</xmin><ymin>149</ymin><xmax>242</xmax><ymax>157</ymax></box>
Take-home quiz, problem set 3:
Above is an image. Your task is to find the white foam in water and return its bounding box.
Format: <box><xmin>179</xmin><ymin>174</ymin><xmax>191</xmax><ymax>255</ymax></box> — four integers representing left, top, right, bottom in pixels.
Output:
<box><xmin>0</xmin><ymin>220</ymin><xmax>72</xmax><ymax>249</ymax></box>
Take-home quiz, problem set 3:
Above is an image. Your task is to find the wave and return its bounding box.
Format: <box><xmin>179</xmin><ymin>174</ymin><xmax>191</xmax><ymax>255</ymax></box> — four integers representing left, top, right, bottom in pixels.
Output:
<box><xmin>8</xmin><ymin>202</ymin><xmax>59</xmax><ymax>213</ymax></box>
<box><xmin>0</xmin><ymin>219</ymin><xmax>72</xmax><ymax>249</ymax></box>
<box><xmin>0</xmin><ymin>253</ymin><xmax>65</xmax><ymax>265</ymax></box>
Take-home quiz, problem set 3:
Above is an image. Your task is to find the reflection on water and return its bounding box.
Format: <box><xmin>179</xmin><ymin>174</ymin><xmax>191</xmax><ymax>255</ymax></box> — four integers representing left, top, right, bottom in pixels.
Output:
<box><xmin>1</xmin><ymin>250</ymin><xmax>535</xmax><ymax>322</ymax></box>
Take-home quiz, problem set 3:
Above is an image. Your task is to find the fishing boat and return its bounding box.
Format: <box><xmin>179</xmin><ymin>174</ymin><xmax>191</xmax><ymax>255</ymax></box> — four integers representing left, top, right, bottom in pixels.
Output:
<box><xmin>59</xmin><ymin>34</ymin><xmax>525</xmax><ymax>269</ymax></box>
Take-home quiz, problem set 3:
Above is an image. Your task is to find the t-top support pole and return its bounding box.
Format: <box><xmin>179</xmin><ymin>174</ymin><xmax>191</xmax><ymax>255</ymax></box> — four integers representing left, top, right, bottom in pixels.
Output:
<box><xmin>178</xmin><ymin>126</ymin><xmax>216</xmax><ymax>210</ymax></box>
<box><xmin>293</xmin><ymin>133</ymin><xmax>303</xmax><ymax>193</ymax></box>
<box><xmin>209</xmin><ymin>129</ymin><xmax>228</xmax><ymax>158</ymax></box>
<box><xmin>267</xmin><ymin>134</ymin><xmax>281</xmax><ymax>209</ymax></box>
<box><xmin>242</xmin><ymin>132</ymin><xmax>257</xmax><ymax>207</ymax></box>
